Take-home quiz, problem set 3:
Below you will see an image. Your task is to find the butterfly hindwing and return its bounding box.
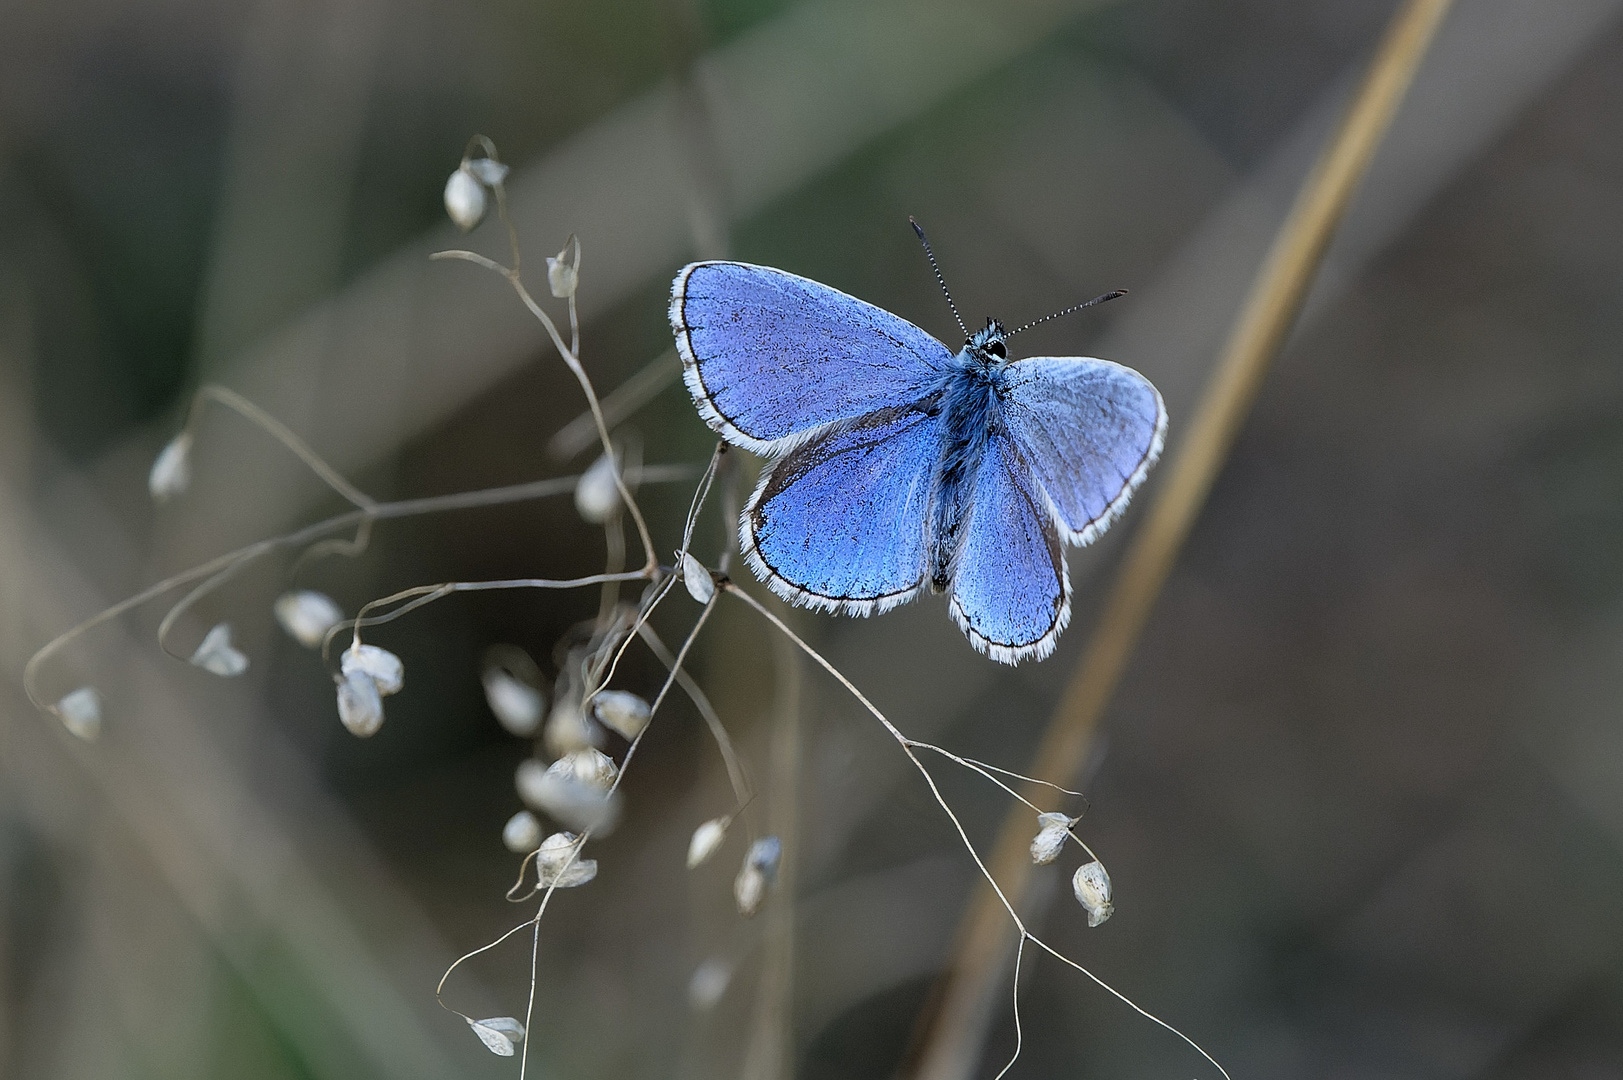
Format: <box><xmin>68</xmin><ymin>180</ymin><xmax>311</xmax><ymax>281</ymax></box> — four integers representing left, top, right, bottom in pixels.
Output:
<box><xmin>743</xmin><ymin>403</ymin><xmax>941</xmax><ymax>616</ymax></box>
<box><xmin>998</xmin><ymin>356</ymin><xmax>1166</xmax><ymax>546</ymax></box>
<box><xmin>672</xmin><ymin>262</ymin><xmax>952</xmax><ymax>452</ymax></box>
<box><xmin>948</xmin><ymin>434</ymin><xmax>1070</xmax><ymax>664</ymax></box>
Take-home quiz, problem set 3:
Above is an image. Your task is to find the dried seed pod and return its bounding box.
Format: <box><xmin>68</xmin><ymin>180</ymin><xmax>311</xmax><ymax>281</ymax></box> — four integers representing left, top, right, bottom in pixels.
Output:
<box><xmin>148</xmin><ymin>432</ymin><xmax>192</xmax><ymax>501</ymax></box>
<box><xmin>467</xmin><ymin>1016</ymin><xmax>525</xmax><ymax>1056</ymax></box>
<box><xmin>546</xmin><ymin>236</ymin><xmax>579</xmax><ymax>299</ymax></box>
<box><xmin>734</xmin><ymin>836</ymin><xmax>782</xmax><ymax>916</ymax></box>
<box><xmin>574</xmin><ymin>453</ymin><xmax>620</xmax><ymax>524</ymax></box>
<box><xmin>56</xmin><ymin>686</ymin><xmax>102</xmax><ymax>741</ymax></box>
<box><xmin>502</xmin><ymin>809</ymin><xmax>541</xmax><ymax>853</ymax></box>
<box><xmin>680</xmin><ymin>551</ymin><xmax>715</xmax><ymax>604</ymax></box>
<box><xmin>483</xmin><ymin>667</ymin><xmax>545</xmax><ymax>737</ymax></box>
<box><xmin>464</xmin><ymin>157</ymin><xmax>509</xmax><ymax>186</ymax></box>
<box><xmin>536</xmin><ymin>831</ymin><xmax>597</xmax><ymax>887</ymax></box>
<box><xmin>564</xmin><ymin>748</ymin><xmax>618</xmax><ymax>790</ymax></box>
<box><xmin>515</xmin><ymin>756</ymin><xmax>621</xmax><ymax>834</ymax></box>
<box><xmin>336</xmin><ymin>668</ymin><xmax>384</xmax><ymax>737</ymax></box>
<box><xmin>190</xmin><ymin>622</ymin><xmax>248</xmax><ymax>677</ymax></box>
<box><xmin>544</xmin><ymin>697</ymin><xmax>600</xmax><ymax>755</ymax></box>
<box><xmin>274</xmin><ymin>590</ymin><xmax>343</xmax><ymax>649</ymax></box>
<box><xmin>1029</xmin><ymin>811</ymin><xmax>1078</xmax><ymax>866</ymax></box>
<box><xmin>734</xmin><ymin>862</ymin><xmax>765</xmax><ymax>916</ymax></box>
<box><xmin>1071</xmin><ymin>860</ymin><xmax>1114</xmax><ymax>927</ymax></box>
<box><xmin>686</xmin><ymin>816</ymin><xmax>728</xmax><ymax>869</ymax></box>
<box><xmin>443</xmin><ymin>167</ymin><xmax>485</xmax><ymax>231</ymax></box>
<box><xmin>591</xmin><ymin>690</ymin><xmax>650</xmax><ymax>740</ymax></box>
<box><xmin>340</xmin><ymin>643</ymin><xmax>403</xmax><ymax>696</ymax></box>
<box><xmin>688</xmin><ymin>958</ymin><xmax>732</xmax><ymax>1011</ymax></box>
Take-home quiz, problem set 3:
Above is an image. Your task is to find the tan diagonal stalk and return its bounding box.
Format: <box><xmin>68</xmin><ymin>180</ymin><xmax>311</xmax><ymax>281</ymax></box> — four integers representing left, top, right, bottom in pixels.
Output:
<box><xmin>906</xmin><ymin>2</ymin><xmax>1456</xmax><ymax>1078</ymax></box>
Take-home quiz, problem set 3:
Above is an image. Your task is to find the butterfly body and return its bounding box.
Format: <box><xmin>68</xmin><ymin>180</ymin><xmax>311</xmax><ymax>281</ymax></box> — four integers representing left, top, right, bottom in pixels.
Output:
<box><xmin>671</xmin><ymin>261</ymin><xmax>1164</xmax><ymax>664</ymax></box>
<box><xmin>924</xmin><ymin>322</ymin><xmax>1013</xmax><ymax>593</ymax></box>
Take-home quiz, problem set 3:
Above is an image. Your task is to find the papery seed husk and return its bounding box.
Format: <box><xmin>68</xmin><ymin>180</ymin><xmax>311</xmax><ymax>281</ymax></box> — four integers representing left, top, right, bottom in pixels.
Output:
<box><xmin>483</xmin><ymin>668</ymin><xmax>544</xmax><ymax>736</ymax></box>
<box><xmin>1030</xmin><ymin>824</ymin><xmax>1068</xmax><ymax>865</ymax></box>
<box><xmin>734</xmin><ymin>863</ymin><xmax>765</xmax><ymax>916</ymax></box>
<box><xmin>190</xmin><ymin>622</ymin><xmax>249</xmax><ymax>677</ymax></box>
<box><xmin>341</xmin><ymin>643</ymin><xmax>403</xmax><ymax>695</ymax></box>
<box><xmin>745</xmin><ymin>836</ymin><xmax>781</xmax><ymax>880</ymax></box>
<box><xmin>688</xmin><ymin>958</ymin><xmax>732</xmax><ymax>1011</ymax></box>
<box><xmin>574</xmin><ymin>454</ymin><xmax>619</xmax><ymax>523</ymax></box>
<box><xmin>444</xmin><ymin>168</ymin><xmax>486</xmax><ymax>231</ymax></box>
<box><xmin>1072</xmin><ymin>860</ymin><xmax>1113</xmax><ymax>926</ymax></box>
<box><xmin>680</xmin><ymin>551</ymin><xmax>715</xmax><ymax>604</ymax></box>
<box><xmin>465</xmin><ymin>157</ymin><xmax>509</xmax><ymax>185</ymax></box>
<box><xmin>502</xmin><ymin>810</ymin><xmax>541</xmax><ymax>853</ymax></box>
<box><xmin>148</xmin><ymin>432</ymin><xmax>192</xmax><ymax>501</ymax></box>
<box><xmin>561</xmin><ymin>748</ymin><xmax>618</xmax><ymax>790</ymax></box>
<box><xmin>517</xmin><ymin>760</ymin><xmax>621</xmax><ymax>834</ymax></box>
<box><xmin>56</xmin><ymin>686</ymin><xmax>102</xmax><ymax>741</ymax></box>
<box><xmin>468</xmin><ymin>1016</ymin><xmax>524</xmax><ymax>1056</ymax></box>
<box><xmin>337</xmin><ymin>670</ymin><xmax>384</xmax><ymax>737</ymax></box>
<box><xmin>687</xmin><ymin>817</ymin><xmax>728</xmax><ymax>869</ymax></box>
<box><xmin>592</xmin><ymin>690</ymin><xmax>650</xmax><ymax>740</ymax></box>
<box><xmin>274</xmin><ymin>590</ymin><xmax>343</xmax><ymax>649</ymax></box>
<box><xmin>536</xmin><ymin>831</ymin><xmax>596</xmax><ymax>887</ymax></box>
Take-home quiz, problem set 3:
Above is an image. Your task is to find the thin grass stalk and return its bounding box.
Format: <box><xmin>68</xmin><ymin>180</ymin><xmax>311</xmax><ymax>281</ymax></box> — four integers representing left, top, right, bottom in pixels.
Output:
<box><xmin>905</xmin><ymin>2</ymin><xmax>1457</xmax><ymax>1077</ymax></box>
<box><xmin>739</xmin><ymin>626</ymin><xmax>802</xmax><ymax>1080</ymax></box>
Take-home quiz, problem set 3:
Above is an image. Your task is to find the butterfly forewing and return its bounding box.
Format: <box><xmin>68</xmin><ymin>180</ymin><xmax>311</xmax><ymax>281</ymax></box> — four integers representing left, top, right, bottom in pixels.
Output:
<box><xmin>672</xmin><ymin>262</ymin><xmax>952</xmax><ymax>452</ymax></box>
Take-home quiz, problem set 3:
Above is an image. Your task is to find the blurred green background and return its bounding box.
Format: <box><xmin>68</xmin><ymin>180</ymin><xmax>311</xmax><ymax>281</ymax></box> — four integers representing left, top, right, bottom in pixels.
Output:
<box><xmin>4</xmin><ymin>1</ymin><xmax>1623</xmax><ymax>1078</ymax></box>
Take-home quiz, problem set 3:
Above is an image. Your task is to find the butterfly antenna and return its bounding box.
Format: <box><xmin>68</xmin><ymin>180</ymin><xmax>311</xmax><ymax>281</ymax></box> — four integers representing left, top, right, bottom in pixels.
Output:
<box><xmin>910</xmin><ymin>217</ymin><xmax>969</xmax><ymax>341</ymax></box>
<box><xmin>1009</xmin><ymin>289</ymin><xmax>1128</xmax><ymax>336</ymax></box>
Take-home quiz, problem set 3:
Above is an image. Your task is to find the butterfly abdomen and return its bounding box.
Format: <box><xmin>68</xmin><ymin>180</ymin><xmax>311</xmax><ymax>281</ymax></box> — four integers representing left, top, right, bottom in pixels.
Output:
<box><xmin>926</xmin><ymin>370</ymin><xmax>1000</xmax><ymax>593</ymax></box>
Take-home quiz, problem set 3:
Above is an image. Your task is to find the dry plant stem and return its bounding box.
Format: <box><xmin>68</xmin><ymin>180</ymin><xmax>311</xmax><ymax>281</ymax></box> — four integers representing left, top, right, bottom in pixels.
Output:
<box><xmin>990</xmin><ymin>936</ymin><xmax>1025</xmax><ymax>1080</ymax></box>
<box><xmin>326</xmin><ymin>570</ymin><xmax>654</xmax><ymax>667</ymax></box>
<box><xmin>429</xmin><ymin>247</ymin><xmax>658</xmax><ymax>572</ymax></box>
<box><xmin>290</xmin><ymin>515</ymin><xmax>374</xmax><ymax>575</ymax></box>
<box><xmin>637</xmin><ymin>621</ymin><xmax>754</xmax><ymax>808</ymax></box>
<box><xmin>717</xmin><ymin>452</ymin><xmax>741</xmax><ymax>574</ymax></box>
<box><xmin>547</xmin><ymin>349</ymin><xmax>681</xmax><ymax>460</ymax></box>
<box><xmin>909</xmin><ymin>2</ymin><xmax>1457</xmax><ymax>1077</ymax></box>
<box><xmin>681</xmin><ymin>443</ymin><xmax>726</xmax><ymax>558</ymax></box>
<box><xmin>740</xmin><ymin>627</ymin><xmax>801</xmax><ymax>1080</ymax></box>
<box><xmin>21</xmin><ymin>471</ymin><xmax>692</xmax><ymax>710</ymax></box>
<box><xmin>722</xmin><ymin>583</ymin><xmax>1229</xmax><ymax>1080</ymax></box>
<box><xmin>185</xmin><ymin>385</ymin><xmax>377</xmax><ymax>511</ymax></box>
<box><xmin>589</xmin><ymin>575</ymin><xmax>681</xmax><ymax>705</ymax></box>
<box><xmin>597</xmin><ymin>511</ymin><xmax>627</xmax><ymax>627</ymax></box>
<box><xmin>445</xmin><ymin>597</ymin><xmax>720</xmax><ymax>1039</ymax></box>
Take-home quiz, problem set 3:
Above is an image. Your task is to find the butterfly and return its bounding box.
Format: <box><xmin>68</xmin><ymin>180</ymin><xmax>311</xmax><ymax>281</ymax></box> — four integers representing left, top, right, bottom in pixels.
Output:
<box><xmin>668</xmin><ymin>223</ymin><xmax>1165</xmax><ymax>664</ymax></box>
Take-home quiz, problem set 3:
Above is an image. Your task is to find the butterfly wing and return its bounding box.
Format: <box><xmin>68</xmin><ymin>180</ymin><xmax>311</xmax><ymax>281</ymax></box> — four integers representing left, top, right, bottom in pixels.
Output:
<box><xmin>743</xmin><ymin>402</ymin><xmax>942</xmax><ymax>616</ymax></box>
<box><xmin>672</xmin><ymin>262</ymin><xmax>953</xmax><ymax>453</ymax></box>
<box><xmin>948</xmin><ymin>433</ymin><xmax>1069</xmax><ymax>664</ymax></box>
<box><xmin>997</xmin><ymin>357</ymin><xmax>1166</xmax><ymax>546</ymax></box>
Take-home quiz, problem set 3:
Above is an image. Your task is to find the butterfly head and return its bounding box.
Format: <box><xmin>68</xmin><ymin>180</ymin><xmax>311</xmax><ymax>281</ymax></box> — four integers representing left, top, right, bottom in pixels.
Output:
<box><xmin>966</xmin><ymin>319</ymin><xmax>1010</xmax><ymax>365</ymax></box>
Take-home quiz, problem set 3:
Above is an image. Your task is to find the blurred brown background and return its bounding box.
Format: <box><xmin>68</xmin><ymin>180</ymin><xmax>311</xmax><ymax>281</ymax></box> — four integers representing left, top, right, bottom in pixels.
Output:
<box><xmin>2</xmin><ymin>0</ymin><xmax>1623</xmax><ymax>1078</ymax></box>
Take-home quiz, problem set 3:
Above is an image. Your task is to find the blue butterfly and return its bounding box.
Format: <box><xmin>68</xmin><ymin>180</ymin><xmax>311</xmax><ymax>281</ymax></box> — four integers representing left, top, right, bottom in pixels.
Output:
<box><xmin>669</xmin><ymin>225</ymin><xmax>1165</xmax><ymax>664</ymax></box>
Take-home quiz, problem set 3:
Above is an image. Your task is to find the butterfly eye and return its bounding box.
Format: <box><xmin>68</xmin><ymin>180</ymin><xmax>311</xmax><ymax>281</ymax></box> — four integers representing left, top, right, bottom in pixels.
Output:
<box><xmin>986</xmin><ymin>340</ymin><xmax>1007</xmax><ymax>359</ymax></box>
